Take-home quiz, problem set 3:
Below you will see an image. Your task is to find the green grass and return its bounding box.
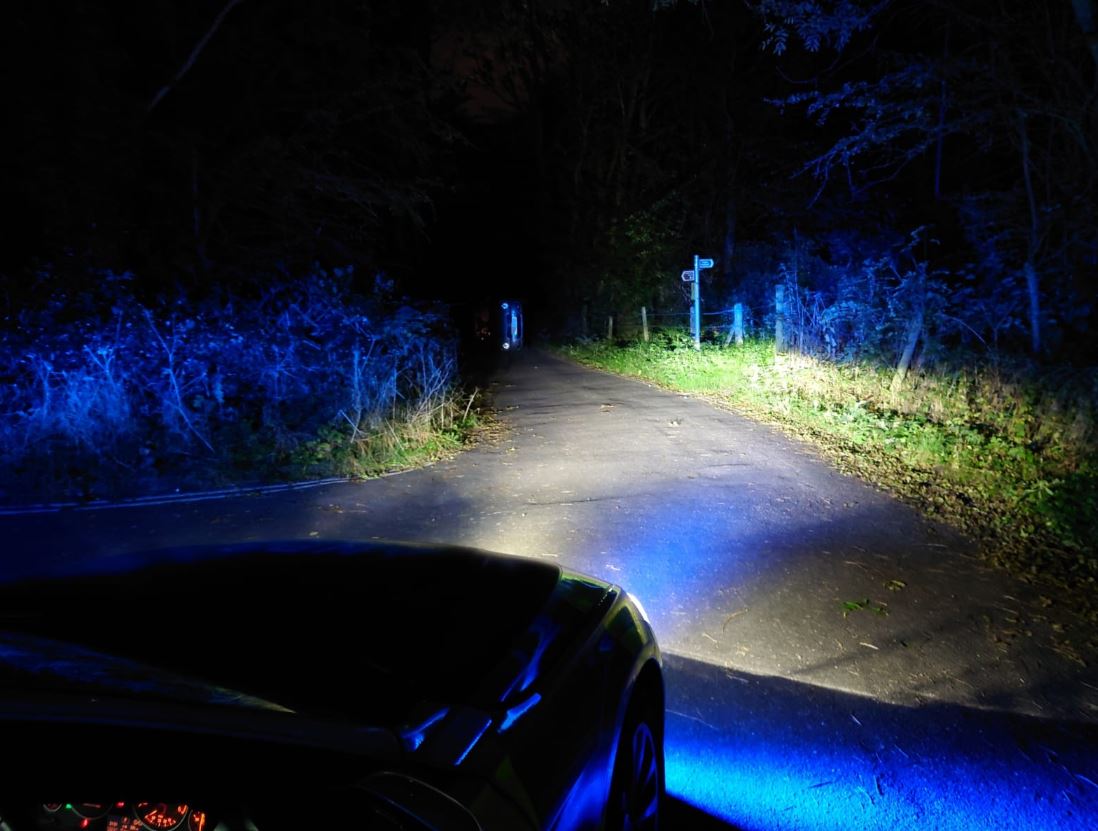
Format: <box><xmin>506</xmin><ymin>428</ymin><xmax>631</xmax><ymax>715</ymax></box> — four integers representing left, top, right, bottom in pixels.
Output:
<box><xmin>2</xmin><ymin>384</ymin><xmax>483</xmax><ymax>503</ymax></box>
<box><xmin>290</xmin><ymin>388</ymin><xmax>481</xmax><ymax>480</ymax></box>
<box><xmin>561</xmin><ymin>336</ymin><xmax>1098</xmax><ymax>591</ymax></box>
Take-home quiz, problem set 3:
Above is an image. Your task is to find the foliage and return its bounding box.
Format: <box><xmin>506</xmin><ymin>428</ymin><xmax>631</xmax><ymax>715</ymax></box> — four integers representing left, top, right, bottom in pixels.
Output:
<box><xmin>656</xmin><ymin>0</ymin><xmax>882</xmax><ymax>54</ymax></box>
<box><xmin>748</xmin><ymin>0</ymin><xmax>883</xmax><ymax>54</ymax></box>
<box><xmin>713</xmin><ymin>226</ymin><xmax>1083</xmax><ymax>364</ymax></box>
<box><xmin>584</xmin><ymin>202</ymin><xmax>689</xmax><ymax>323</ymax></box>
<box><xmin>562</xmin><ymin>337</ymin><xmax>1098</xmax><ymax>589</ymax></box>
<box><xmin>751</xmin><ymin>1</ymin><xmax>1098</xmax><ymax>355</ymax></box>
<box><xmin>773</xmin><ymin>60</ymin><xmax>984</xmax><ymax>199</ymax></box>
<box><xmin>497</xmin><ymin>0</ymin><xmax>1095</xmax><ymax>360</ymax></box>
<box><xmin>0</xmin><ymin>268</ymin><xmax>468</xmax><ymax>501</ymax></box>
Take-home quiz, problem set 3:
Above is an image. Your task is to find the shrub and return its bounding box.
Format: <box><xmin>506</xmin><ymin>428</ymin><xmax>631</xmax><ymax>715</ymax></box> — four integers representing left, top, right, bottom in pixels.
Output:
<box><xmin>0</xmin><ymin>267</ymin><xmax>459</xmax><ymax>500</ymax></box>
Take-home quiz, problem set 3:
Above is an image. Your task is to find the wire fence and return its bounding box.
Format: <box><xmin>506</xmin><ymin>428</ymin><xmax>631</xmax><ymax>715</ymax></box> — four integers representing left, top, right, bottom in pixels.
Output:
<box><xmin>587</xmin><ymin>302</ymin><xmax>769</xmax><ymax>349</ymax></box>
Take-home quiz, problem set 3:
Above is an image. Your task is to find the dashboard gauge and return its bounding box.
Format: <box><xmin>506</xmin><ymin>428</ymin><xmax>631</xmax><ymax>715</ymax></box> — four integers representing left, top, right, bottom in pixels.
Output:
<box><xmin>42</xmin><ymin>804</ymin><xmax>63</xmax><ymax>813</ymax></box>
<box><xmin>186</xmin><ymin>811</ymin><xmax>207</xmax><ymax>831</ymax></box>
<box><xmin>72</xmin><ymin>804</ymin><xmax>111</xmax><ymax>820</ymax></box>
<box><xmin>134</xmin><ymin>804</ymin><xmax>189</xmax><ymax>831</ymax></box>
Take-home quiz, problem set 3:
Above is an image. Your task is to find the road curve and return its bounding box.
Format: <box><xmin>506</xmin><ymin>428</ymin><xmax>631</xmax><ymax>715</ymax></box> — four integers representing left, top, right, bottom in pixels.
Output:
<box><xmin>3</xmin><ymin>348</ymin><xmax>1094</xmax><ymax>724</ymax></box>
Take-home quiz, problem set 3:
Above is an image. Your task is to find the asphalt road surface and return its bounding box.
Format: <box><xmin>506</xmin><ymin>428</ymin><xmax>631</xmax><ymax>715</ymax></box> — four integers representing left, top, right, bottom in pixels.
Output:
<box><xmin>3</xmin><ymin>348</ymin><xmax>1096</xmax><ymax>829</ymax></box>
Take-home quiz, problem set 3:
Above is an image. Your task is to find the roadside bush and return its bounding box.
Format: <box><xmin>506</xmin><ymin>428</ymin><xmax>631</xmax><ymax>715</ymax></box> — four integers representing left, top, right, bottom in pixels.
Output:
<box><xmin>0</xmin><ymin>267</ymin><xmax>461</xmax><ymax>501</ymax></box>
<box><xmin>719</xmin><ymin>225</ymin><xmax>1092</xmax><ymax>371</ymax></box>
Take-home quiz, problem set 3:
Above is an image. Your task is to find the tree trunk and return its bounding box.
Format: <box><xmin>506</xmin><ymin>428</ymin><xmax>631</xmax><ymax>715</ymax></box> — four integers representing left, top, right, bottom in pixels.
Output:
<box><xmin>191</xmin><ymin>148</ymin><xmax>210</xmax><ymax>272</ymax></box>
<box><xmin>774</xmin><ymin>284</ymin><xmax>785</xmax><ymax>353</ymax></box>
<box><xmin>933</xmin><ymin>25</ymin><xmax>950</xmax><ymax>200</ymax></box>
<box><xmin>1019</xmin><ymin>112</ymin><xmax>1042</xmax><ymax>354</ymax></box>
<box><xmin>1023</xmin><ymin>261</ymin><xmax>1041</xmax><ymax>355</ymax></box>
<box><xmin>1070</xmin><ymin>0</ymin><xmax>1098</xmax><ymax>69</ymax></box>
<box><xmin>722</xmin><ymin>197</ymin><xmax>736</xmax><ymax>283</ymax></box>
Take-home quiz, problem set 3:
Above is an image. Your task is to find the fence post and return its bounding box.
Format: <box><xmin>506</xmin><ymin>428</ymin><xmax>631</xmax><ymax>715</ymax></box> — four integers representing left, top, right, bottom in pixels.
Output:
<box><xmin>641</xmin><ymin>306</ymin><xmax>649</xmax><ymax>342</ymax></box>
<box><xmin>607</xmin><ymin>315</ymin><xmax>614</xmax><ymax>340</ymax></box>
<box><xmin>775</xmin><ymin>285</ymin><xmax>785</xmax><ymax>353</ymax></box>
<box><xmin>889</xmin><ymin>307</ymin><xmax>923</xmax><ymax>395</ymax></box>
<box><xmin>733</xmin><ymin>303</ymin><xmax>744</xmax><ymax>345</ymax></box>
<box><xmin>692</xmin><ymin>254</ymin><xmax>702</xmax><ymax>350</ymax></box>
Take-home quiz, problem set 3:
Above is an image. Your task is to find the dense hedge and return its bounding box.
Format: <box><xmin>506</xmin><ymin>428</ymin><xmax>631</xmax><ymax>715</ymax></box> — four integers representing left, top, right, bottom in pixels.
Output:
<box><xmin>0</xmin><ymin>268</ymin><xmax>457</xmax><ymax>501</ymax></box>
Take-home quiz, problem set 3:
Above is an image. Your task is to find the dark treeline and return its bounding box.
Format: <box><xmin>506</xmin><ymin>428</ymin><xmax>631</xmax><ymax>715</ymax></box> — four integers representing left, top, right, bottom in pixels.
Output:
<box><xmin>472</xmin><ymin>0</ymin><xmax>1098</xmax><ymax>361</ymax></box>
<box><xmin>3</xmin><ymin>0</ymin><xmax>1096</xmax><ymax>359</ymax></box>
<box><xmin>3</xmin><ymin>0</ymin><xmax>451</xmax><ymax>294</ymax></box>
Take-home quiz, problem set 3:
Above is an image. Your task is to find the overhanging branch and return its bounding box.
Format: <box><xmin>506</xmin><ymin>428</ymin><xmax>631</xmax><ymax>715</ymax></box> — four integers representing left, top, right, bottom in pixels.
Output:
<box><xmin>147</xmin><ymin>0</ymin><xmax>245</xmax><ymax>115</ymax></box>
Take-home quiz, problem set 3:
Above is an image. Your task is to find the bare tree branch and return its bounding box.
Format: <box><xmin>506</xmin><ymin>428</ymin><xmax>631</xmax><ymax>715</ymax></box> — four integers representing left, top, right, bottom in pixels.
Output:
<box><xmin>147</xmin><ymin>0</ymin><xmax>245</xmax><ymax>114</ymax></box>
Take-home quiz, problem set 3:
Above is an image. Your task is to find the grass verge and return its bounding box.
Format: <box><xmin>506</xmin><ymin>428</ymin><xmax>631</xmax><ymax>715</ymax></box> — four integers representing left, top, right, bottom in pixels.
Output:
<box><xmin>2</xmin><ymin>385</ymin><xmax>485</xmax><ymax>503</ymax></box>
<box><xmin>561</xmin><ymin>337</ymin><xmax>1097</xmax><ymax>595</ymax></box>
<box><xmin>290</xmin><ymin>387</ymin><xmax>483</xmax><ymax>480</ymax></box>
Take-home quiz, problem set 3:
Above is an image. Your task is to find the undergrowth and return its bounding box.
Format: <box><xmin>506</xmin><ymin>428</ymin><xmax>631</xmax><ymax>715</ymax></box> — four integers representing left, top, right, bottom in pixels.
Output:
<box><xmin>0</xmin><ymin>268</ymin><xmax>478</xmax><ymax>502</ymax></box>
<box><xmin>562</xmin><ymin>334</ymin><xmax>1098</xmax><ymax>591</ymax></box>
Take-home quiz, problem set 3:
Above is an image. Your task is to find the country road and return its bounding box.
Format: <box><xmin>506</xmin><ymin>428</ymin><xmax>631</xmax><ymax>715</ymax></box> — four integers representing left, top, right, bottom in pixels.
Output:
<box><xmin>2</xmin><ymin>348</ymin><xmax>1096</xmax><ymax>829</ymax></box>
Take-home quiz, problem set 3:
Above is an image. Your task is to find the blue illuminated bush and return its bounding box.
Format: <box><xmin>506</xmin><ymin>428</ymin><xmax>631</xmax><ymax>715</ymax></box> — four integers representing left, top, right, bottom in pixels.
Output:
<box><xmin>720</xmin><ymin>228</ymin><xmax>1042</xmax><ymax>368</ymax></box>
<box><xmin>0</xmin><ymin>268</ymin><xmax>457</xmax><ymax>500</ymax></box>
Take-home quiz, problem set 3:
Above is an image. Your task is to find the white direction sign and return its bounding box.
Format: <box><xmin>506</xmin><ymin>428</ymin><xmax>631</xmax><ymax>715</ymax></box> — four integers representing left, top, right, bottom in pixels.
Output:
<box><xmin>697</xmin><ymin>257</ymin><xmax>715</xmax><ymax>269</ymax></box>
<box><xmin>681</xmin><ymin>269</ymin><xmax>696</xmax><ymax>282</ymax></box>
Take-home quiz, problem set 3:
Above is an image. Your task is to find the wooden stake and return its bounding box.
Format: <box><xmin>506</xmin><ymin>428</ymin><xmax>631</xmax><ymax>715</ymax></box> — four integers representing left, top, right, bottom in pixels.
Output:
<box><xmin>775</xmin><ymin>285</ymin><xmax>785</xmax><ymax>353</ymax></box>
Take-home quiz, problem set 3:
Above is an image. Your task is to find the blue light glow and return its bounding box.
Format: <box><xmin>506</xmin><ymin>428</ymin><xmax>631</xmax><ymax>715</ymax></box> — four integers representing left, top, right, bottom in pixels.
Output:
<box><xmin>663</xmin><ymin>654</ymin><xmax>1098</xmax><ymax>831</ymax></box>
<box><xmin>581</xmin><ymin>490</ymin><xmax>763</xmax><ymax>648</ymax></box>
<box><xmin>499</xmin><ymin>617</ymin><xmax>559</xmax><ymax>703</ymax></box>
<box><xmin>585</xmin><ymin>492</ymin><xmax>1098</xmax><ymax>830</ymax></box>
<box><xmin>401</xmin><ymin>706</ymin><xmax>450</xmax><ymax>752</ymax></box>
<box><xmin>453</xmin><ymin>718</ymin><xmax>493</xmax><ymax>766</ymax></box>
<box><xmin>497</xmin><ymin>692</ymin><xmax>542</xmax><ymax>733</ymax></box>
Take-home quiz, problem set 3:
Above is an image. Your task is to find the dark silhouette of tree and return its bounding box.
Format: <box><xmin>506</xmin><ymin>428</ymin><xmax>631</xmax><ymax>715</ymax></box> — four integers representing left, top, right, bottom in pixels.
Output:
<box><xmin>3</xmin><ymin>0</ymin><xmax>459</xmax><ymax>292</ymax></box>
<box><xmin>747</xmin><ymin>0</ymin><xmax>1098</xmax><ymax>355</ymax></box>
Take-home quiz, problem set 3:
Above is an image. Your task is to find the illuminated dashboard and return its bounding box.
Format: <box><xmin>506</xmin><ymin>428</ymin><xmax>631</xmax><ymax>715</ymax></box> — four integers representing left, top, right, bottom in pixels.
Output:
<box><xmin>31</xmin><ymin>804</ymin><xmax>210</xmax><ymax>831</ymax></box>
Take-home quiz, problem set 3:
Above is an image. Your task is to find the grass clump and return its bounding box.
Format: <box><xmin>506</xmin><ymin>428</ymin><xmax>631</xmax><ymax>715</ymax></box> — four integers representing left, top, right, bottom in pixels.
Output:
<box><xmin>292</xmin><ymin>386</ymin><xmax>479</xmax><ymax>479</ymax></box>
<box><xmin>562</xmin><ymin>335</ymin><xmax>1098</xmax><ymax>589</ymax></box>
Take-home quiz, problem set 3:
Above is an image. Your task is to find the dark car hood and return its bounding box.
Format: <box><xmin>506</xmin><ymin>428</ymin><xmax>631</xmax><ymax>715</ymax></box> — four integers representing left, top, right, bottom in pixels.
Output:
<box><xmin>0</xmin><ymin>541</ymin><xmax>610</xmax><ymax>730</ymax></box>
